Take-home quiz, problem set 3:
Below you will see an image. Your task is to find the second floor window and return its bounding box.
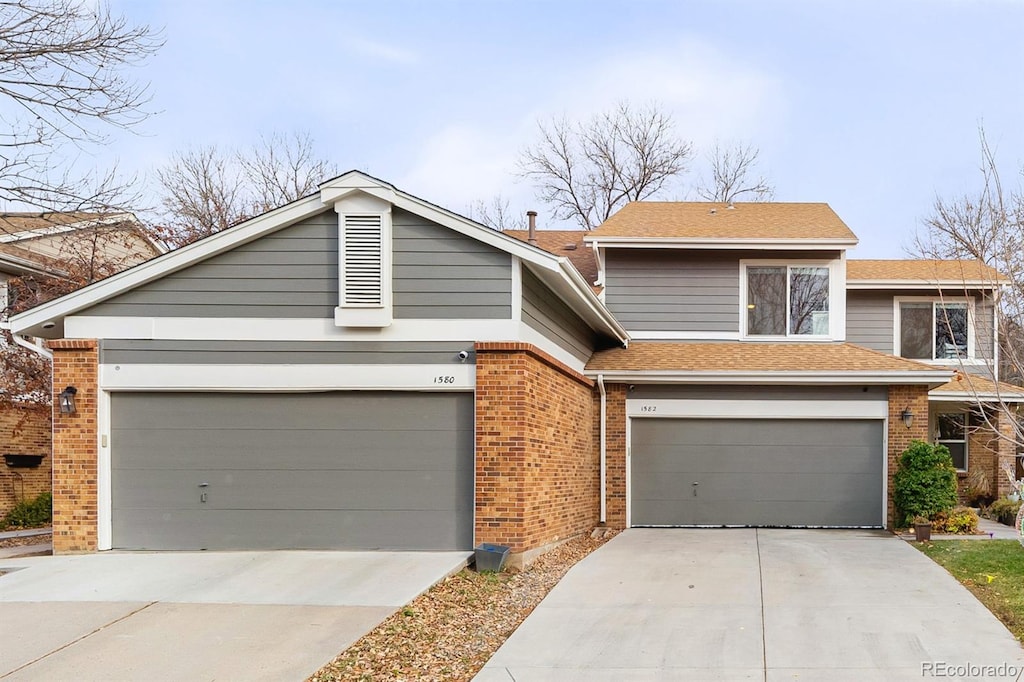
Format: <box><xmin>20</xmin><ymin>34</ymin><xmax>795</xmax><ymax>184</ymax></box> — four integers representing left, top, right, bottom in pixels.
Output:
<box><xmin>898</xmin><ymin>301</ymin><xmax>969</xmax><ymax>360</ymax></box>
<box><xmin>746</xmin><ymin>265</ymin><xmax>830</xmax><ymax>337</ymax></box>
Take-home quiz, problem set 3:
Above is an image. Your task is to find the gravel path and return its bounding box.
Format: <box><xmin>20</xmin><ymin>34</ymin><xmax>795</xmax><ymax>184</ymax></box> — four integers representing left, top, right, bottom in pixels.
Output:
<box><xmin>310</xmin><ymin>529</ymin><xmax>617</xmax><ymax>681</ymax></box>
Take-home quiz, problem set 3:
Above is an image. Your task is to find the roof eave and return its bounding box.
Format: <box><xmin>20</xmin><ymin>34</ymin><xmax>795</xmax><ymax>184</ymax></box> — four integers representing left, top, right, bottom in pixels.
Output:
<box><xmin>582</xmin><ymin>369</ymin><xmax>952</xmax><ymax>388</ymax></box>
<box><xmin>581</xmin><ymin>237</ymin><xmax>858</xmax><ymax>250</ymax></box>
<box><xmin>847</xmin><ymin>280</ymin><xmax>1005</xmax><ymax>290</ymax></box>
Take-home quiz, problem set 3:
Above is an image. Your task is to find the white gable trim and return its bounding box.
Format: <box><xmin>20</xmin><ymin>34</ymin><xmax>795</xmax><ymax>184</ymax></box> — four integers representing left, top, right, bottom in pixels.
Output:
<box><xmin>13</xmin><ymin>171</ymin><xmax>628</xmax><ymax>344</ymax></box>
<box><xmin>10</xmin><ymin>194</ymin><xmax>327</xmax><ymax>333</ymax></box>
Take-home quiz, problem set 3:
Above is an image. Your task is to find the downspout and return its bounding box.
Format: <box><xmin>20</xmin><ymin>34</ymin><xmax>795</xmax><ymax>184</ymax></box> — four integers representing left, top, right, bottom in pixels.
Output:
<box><xmin>1</xmin><ymin>323</ymin><xmax>53</xmax><ymax>360</ymax></box>
<box><xmin>597</xmin><ymin>373</ymin><xmax>607</xmax><ymax>524</ymax></box>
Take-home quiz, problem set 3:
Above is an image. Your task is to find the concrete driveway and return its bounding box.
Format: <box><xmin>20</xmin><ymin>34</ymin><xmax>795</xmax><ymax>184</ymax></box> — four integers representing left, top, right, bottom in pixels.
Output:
<box><xmin>476</xmin><ymin>529</ymin><xmax>1024</xmax><ymax>681</ymax></box>
<box><xmin>0</xmin><ymin>550</ymin><xmax>468</xmax><ymax>681</ymax></box>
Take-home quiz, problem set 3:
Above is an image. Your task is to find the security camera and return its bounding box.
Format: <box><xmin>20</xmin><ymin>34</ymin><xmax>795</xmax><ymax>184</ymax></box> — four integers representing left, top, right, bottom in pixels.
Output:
<box><xmin>458</xmin><ymin>350</ymin><xmax>470</xmax><ymax>361</ymax></box>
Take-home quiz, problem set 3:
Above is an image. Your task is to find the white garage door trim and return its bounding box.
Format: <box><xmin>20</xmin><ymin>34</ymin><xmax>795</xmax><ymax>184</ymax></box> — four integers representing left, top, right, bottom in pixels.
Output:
<box><xmin>96</xmin><ymin>365</ymin><xmax>477</xmax><ymax>551</ymax></box>
<box><xmin>624</xmin><ymin>398</ymin><xmax>889</xmax><ymax>529</ymax></box>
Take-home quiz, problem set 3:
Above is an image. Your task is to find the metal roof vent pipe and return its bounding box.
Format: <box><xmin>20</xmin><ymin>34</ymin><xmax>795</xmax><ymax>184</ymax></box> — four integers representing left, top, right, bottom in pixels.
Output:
<box><xmin>527</xmin><ymin>210</ymin><xmax>538</xmax><ymax>245</ymax></box>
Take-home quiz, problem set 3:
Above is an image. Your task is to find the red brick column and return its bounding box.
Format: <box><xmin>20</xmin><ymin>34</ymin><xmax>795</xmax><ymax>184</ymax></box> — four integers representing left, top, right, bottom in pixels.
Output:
<box><xmin>48</xmin><ymin>339</ymin><xmax>99</xmax><ymax>553</ymax></box>
<box><xmin>474</xmin><ymin>343</ymin><xmax>597</xmax><ymax>564</ymax></box>
<box><xmin>887</xmin><ymin>385</ymin><xmax>930</xmax><ymax>529</ymax></box>
<box><xmin>603</xmin><ymin>383</ymin><xmax>628</xmax><ymax>529</ymax></box>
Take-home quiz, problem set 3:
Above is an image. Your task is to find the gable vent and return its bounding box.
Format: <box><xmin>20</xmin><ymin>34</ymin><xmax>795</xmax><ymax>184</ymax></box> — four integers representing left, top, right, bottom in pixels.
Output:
<box><xmin>342</xmin><ymin>214</ymin><xmax>384</xmax><ymax>305</ymax></box>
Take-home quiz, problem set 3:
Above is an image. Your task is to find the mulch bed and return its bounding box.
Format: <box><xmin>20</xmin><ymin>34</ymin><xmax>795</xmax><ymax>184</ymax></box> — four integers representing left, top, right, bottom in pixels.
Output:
<box><xmin>310</xmin><ymin>529</ymin><xmax>617</xmax><ymax>681</ymax></box>
<box><xmin>0</xmin><ymin>533</ymin><xmax>51</xmax><ymax>550</ymax></box>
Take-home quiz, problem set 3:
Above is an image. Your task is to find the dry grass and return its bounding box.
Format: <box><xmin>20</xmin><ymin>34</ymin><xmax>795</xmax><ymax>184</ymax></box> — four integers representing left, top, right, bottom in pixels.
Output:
<box><xmin>310</xmin><ymin>530</ymin><xmax>617</xmax><ymax>682</ymax></box>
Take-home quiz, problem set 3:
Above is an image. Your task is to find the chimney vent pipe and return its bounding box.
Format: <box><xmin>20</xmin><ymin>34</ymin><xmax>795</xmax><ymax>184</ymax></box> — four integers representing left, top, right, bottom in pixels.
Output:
<box><xmin>527</xmin><ymin>210</ymin><xmax>538</xmax><ymax>245</ymax></box>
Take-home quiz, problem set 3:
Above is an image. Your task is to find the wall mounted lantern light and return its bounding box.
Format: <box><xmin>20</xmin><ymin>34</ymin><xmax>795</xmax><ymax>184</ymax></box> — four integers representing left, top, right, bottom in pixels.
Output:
<box><xmin>900</xmin><ymin>406</ymin><xmax>914</xmax><ymax>429</ymax></box>
<box><xmin>59</xmin><ymin>386</ymin><xmax>78</xmax><ymax>415</ymax></box>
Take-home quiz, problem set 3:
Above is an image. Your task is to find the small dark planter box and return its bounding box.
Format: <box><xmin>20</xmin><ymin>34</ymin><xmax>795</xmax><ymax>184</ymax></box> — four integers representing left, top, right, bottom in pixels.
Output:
<box><xmin>474</xmin><ymin>543</ymin><xmax>510</xmax><ymax>572</ymax></box>
<box><xmin>914</xmin><ymin>523</ymin><xmax>932</xmax><ymax>542</ymax></box>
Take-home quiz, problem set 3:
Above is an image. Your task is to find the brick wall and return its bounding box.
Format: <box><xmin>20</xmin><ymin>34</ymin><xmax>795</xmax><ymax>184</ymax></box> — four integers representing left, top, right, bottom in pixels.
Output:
<box><xmin>475</xmin><ymin>343</ymin><xmax>598</xmax><ymax>565</ymax></box>
<box><xmin>602</xmin><ymin>383</ymin><xmax>627</xmax><ymax>529</ymax></box>
<box><xmin>994</xmin><ymin>409</ymin><xmax>1018</xmax><ymax>499</ymax></box>
<box><xmin>0</xmin><ymin>404</ymin><xmax>50</xmax><ymax>515</ymax></box>
<box><xmin>49</xmin><ymin>339</ymin><xmax>99</xmax><ymax>553</ymax></box>
<box><xmin>888</xmin><ymin>385</ymin><xmax>931</xmax><ymax>528</ymax></box>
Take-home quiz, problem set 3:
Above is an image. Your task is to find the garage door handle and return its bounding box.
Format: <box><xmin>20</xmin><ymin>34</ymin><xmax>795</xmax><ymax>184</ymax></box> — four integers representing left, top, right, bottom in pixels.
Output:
<box><xmin>198</xmin><ymin>482</ymin><xmax>209</xmax><ymax>503</ymax></box>
<box><xmin>692</xmin><ymin>482</ymin><xmax>699</xmax><ymax>497</ymax></box>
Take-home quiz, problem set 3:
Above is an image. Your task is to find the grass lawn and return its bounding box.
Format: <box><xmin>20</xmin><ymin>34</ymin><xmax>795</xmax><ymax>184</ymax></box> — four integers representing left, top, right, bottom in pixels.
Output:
<box><xmin>917</xmin><ymin>540</ymin><xmax>1024</xmax><ymax>642</ymax></box>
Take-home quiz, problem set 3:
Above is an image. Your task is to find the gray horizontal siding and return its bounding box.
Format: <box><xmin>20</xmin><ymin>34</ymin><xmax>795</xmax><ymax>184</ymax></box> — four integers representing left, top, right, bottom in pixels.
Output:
<box><xmin>86</xmin><ymin>207</ymin><xmax>513</xmax><ymax>321</ymax></box>
<box><xmin>392</xmin><ymin>209</ymin><xmax>511</xmax><ymax>319</ymax></box>
<box><xmin>521</xmin><ymin>268</ymin><xmax>595</xmax><ymax>362</ymax></box>
<box><xmin>100</xmin><ymin>340</ymin><xmax>474</xmax><ymax>365</ymax></box>
<box><xmin>846</xmin><ymin>291</ymin><xmax>894</xmax><ymax>353</ymax></box>
<box><xmin>605</xmin><ymin>251</ymin><xmax>739</xmax><ymax>332</ymax></box>
<box><xmin>89</xmin><ymin>211</ymin><xmax>338</xmax><ymax>318</ymax></box>
<box><xmin>975</xmin><ymin>297</ymin><xmax>995</xmax><ymax>361</ymax></box>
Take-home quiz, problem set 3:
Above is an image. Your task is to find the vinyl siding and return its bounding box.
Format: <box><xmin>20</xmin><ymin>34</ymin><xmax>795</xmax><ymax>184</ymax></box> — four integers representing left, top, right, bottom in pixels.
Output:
<box><xmin>846</xmin><ymin>291</ymin><xmax>894</xmax><ymax>353</ymax></box>
<box><xmin>604</xmin><ymin>251</ymin><xmax>739</xmax><ymax>332</ymax></box>
<box><xmin>521</xmin><ymin>268</ymin><xmax>595</xmax><ymax>363</ymax></box>
<box><xmin>100</xmin><ymin>339</ymin><xmax>473</xmax><ymax>365</ymax></box>
<box><xmin>84</xmin><ymin>208</ymin><xmax>513</xmax><ymax>320</ymax></box>
<box><xmin>392</xmin><ymin>209</ymin><xmax>511</xmax><ymax>319</ymax></box>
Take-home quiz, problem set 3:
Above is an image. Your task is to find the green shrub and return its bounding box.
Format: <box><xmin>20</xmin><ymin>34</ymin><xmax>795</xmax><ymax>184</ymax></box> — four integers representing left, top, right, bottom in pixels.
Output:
<box><xmin>987</xmin><ymin>498</ymin><xmax>1023</xmax><ymax>526</ymax></box>
<box><xmin>1</xmin><ymin>492</ymin><xmax>52</xmax><ymax>530</ymax></box>
<box><xmin>893</xmin><ymin>440</ymin><xmax>958</xmax><ymax>527</ymax></box>
<box><xmin>933</xmin><ymin>506</ymin><xmax>979</xmax><ymax>534</ymax></box>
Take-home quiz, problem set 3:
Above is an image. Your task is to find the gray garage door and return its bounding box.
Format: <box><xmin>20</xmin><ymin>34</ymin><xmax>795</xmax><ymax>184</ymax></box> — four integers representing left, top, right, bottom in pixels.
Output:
<box><xmin>111</xmin><ymin>392</ymin><xmax>474</xmax><ymax>550</ymax></box>
<box><xmin>631</xmin><ymin>418</ymin><xmax>883</xmax><ymax>527</ymax></box>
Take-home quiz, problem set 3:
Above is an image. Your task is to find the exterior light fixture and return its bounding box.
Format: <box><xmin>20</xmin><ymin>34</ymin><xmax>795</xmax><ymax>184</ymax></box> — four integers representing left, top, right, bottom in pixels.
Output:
<box><xmin>59</xmin><ymin>386</ymin><xmax>78</xmax><ymax>415</ymax></box>
<box><xmin>900</xmin><ymin>407</ymin><xmax>914</xmax><ymax>429</ymax></box>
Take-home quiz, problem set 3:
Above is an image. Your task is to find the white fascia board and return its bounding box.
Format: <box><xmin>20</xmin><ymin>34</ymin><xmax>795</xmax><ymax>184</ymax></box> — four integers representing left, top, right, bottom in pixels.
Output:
<box><xmin>100</xmin><ymin>363</ymin><xmax>476</xmax><ymax>391</ymax></box>
<box><xmin>626</xmin><ymin>398</ymin><xmax>887</xmax><ymax>419</ymax></box>
<box><xmin>583</xmin><ymin>369</ymin><xmax>953</xmax><ymax>386</ymax></box>
<box><xmin>0</xmin><ymin>212</ymin><xmax>137</xmax><ymax>243</ymax></box>
<box><xmin>10</xmin><ymin>195</ymin><xmax>327</xmax><ymax>335</ymax></box>
<box><xmin>930</xmin><ymin>391</ymin><xmax>1024</xmax><ymax>403</ymax></box>
<box><xmin>847</xmin><ymin>280</ymin><xmax>1001</xmax><ymax>290</ymax></box>
<box><xmin>581</xmin><ymin>237</ymin><xmax>857</xmax><ymax>250</ymax></box>
<box><xmin>523</xmin><ymin>261</ymin><xmax>629</xmax><ymax>344</ymax></box>
<box><xmin>0</xmin><ymin>253</ymin><xmax>65</xmax><ymax>278</ymax></box>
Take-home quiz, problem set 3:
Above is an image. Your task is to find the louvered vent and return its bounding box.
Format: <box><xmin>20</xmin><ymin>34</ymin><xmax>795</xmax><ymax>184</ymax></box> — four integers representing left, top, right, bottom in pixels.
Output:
<box><xmin>343</xmin><ymin>214</ymin><xmax>383</xmax><ymax>305</ymax></box>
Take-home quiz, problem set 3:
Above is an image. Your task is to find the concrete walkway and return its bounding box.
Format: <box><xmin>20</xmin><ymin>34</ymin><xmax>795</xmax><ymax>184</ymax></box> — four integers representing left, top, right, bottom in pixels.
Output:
<box><xmin>0</xmin><ymin>550</ymin><xmax>469</xmax><ymax>681</ymax></box>
<box><xmin>476</xmin><ymin>529</ymin><xmax>1024</xmax><ymax>681</ymax></box>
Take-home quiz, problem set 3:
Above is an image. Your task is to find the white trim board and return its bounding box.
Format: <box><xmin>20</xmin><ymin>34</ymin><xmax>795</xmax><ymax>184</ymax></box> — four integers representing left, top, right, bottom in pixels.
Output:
<box><xmin>625</xmin><ymin>399</ymin><xmax>888</xmax><ymax>419</ymax></box>
<box><xmin>99</xmin><ymin>363</ymin><xmax>477</xmax><ymax>391</ymax></box>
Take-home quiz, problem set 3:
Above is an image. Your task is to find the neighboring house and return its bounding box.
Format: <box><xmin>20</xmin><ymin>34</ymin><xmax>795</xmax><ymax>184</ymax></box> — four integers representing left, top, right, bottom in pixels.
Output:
<box><xmin>7</xmin><ymin>173</ymin><xmax>1019</xmax><ymax>562</ymax></box>
<box><xmin>0</xmin><ymin>212</ymin><xmax>162</xmax><ymax>515</ymax></box>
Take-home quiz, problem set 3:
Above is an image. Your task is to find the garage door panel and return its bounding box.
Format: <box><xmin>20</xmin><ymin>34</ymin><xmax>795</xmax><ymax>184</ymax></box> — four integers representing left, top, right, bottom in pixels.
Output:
<box><xmin>111</xmin><ymin>391</ymin><xmax>474</xmax><ymax>550</ymax></box>
<box><xmin>113</xmin><ymin>468</ymin><xmax>475</xmax><ymax>511</ymax></box>
<box><xmin>114</xmin><ymin>393</ymin><xmax>475</xmax><ymax>431</ymax></box>
<box><xmin>631</xmin><ymin>418</ymin><xmax>883</xmax><ymax>527</ymax></box>
<box><xmin>112</xmin><ymin>429</ymin><xmax>472</xmax><ymax>471</ymax></box>
<box><xmin>118</xmin><ymin>509</ymin><xmax>472</xmax><ymax>551</ymax></box>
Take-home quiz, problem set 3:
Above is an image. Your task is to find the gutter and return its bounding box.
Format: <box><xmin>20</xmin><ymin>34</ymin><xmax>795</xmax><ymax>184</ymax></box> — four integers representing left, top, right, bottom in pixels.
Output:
<box><xmin>597</xmin><ymin>374</ymin><xmax>607</xmax><ymax>524</ymax></box>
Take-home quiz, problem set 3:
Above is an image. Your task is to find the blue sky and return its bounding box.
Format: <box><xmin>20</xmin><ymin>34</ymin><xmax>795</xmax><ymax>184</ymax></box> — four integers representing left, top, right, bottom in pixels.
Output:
<box><xmin>99</xmin><ymin>0</ymin><xmax>1024</xmax><ymax>257</ymax></box>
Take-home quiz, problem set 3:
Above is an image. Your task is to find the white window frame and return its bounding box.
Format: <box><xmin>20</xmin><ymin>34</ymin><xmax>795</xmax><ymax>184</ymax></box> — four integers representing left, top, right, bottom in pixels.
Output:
<box><xmin>893</xmin><ymin>296</ymin><xmax>977</xmax><ymax>364</ymax></box>
<box><xmin>739</xmin><ymin>259</ymin><xmax>844</xmax><ymax>341</ymax></box>
<box><xmin>934</xmin><ymin>411</ymin><xmax>969</xmax><ymax>472</ymax></box>
<box><xmin>334</xmin><ymin>200</ymin><xmax>393</xmax><ymax>328</ymax></box>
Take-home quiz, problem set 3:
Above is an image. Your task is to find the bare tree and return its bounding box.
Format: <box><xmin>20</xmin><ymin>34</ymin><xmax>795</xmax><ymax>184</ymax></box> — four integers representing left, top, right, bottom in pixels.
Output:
<box><xmin>914</xmin><ymin>125</ymin><xmax>1024</xmax><ymax>451</ymax></box>
<box><xmin>519</xmin><ymin>102</ymin><xmax>693</xmax><ymax>230</ymax></box>
<box><xmin>241</xmin><ymin>131</ymin><xmax>337</xmax><ymax>212</ymax></box>
<box><xmin>696</xmin><ymin>141</ymin><xmax>775</xmax><ymax>203</ymax></box>
<box><xmin>466</xmin><ymin>194</ymin><xmax>526</xmax><ymax>231</ymax></box>
<box><xmin>153</xmin><ymin>132</ymin><xmax>337</xmax><ymax>248</ymax></box>
<box><xmin>0</xmin><ymin>0</ymin><xmax>160</xmax><ymax>215</ymax></box>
